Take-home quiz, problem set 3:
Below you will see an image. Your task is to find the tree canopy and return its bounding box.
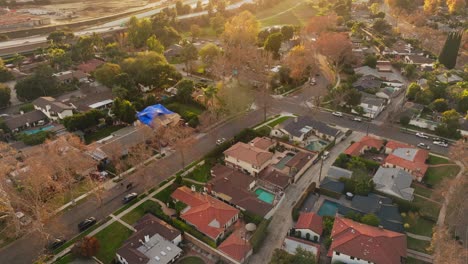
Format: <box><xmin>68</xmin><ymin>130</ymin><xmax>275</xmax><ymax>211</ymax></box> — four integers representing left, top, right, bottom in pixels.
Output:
<box><xmin>15</xmin><ymin>65</ymin><xmax>59</xmax><ymax>101</ymax></box>
<box><xmin>0</xmin><ymin>83</ymin><xmax>10</xmax><ymax>108</ymax></box>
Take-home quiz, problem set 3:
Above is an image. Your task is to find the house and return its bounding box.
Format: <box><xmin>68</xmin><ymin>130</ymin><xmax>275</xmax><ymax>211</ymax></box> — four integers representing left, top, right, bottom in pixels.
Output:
<box><xmin>328</xmin><ymin>217</ymin><xmax>407</xmax><ymax>264</ymax></box>
<box><xmin>77</xmin><ymin>58</ymin><xmax>105</xmax><ymax>73</ymax></box>
<box><xmin>3</xmin><ymin>110</ymin><xmax>48</xmax><ymax>132</ymax></box>
<box><xmin>283</xmin><ymin>236</ymin><xmax>320</xmax><ymax>259</ymax></box>
<box><xmin>53</xmin><ymin>70</ymin><xmax>88</xmax><ymax>84</ymax></box>
<box><xmin>258</xmin><ymin>166</ymin><xmax>291</xmax><ymax>190</ymax></box>
<box><xmin>294</xmin><ymin>212</ymin><xmax>323</xmax><ymax>241</ymax></box>
<box><xmin>327</xmin><ymin>166</ymin><xmax>353</xmax><ymax>180</ymax></box>
<box><xmin>218</xmin><ymin>228</ymin><xmax>253</xmax><ymax>263</ymax></box>
<box><xmin>283</xmin><ymin>151</ymin><xmax>316</xmax><ymax>182</ymax></box>
<box><xmin>344</xmin><ymin>135</ymin><xmax>384</xmax><ymax>157</ymax></box>
<box><xmin>382</xmin><ymin>40</ymin><xmax>414</xmax><ymax>56</ymax></box>
<box><xmin>272</xmin><ymin>116</ymin><xmax>340</xmax><ymax>142</ymax></box>
<box><xmin>355</xmin><ymin>94</ymin><xmax>386</xmax><ymax>119</ymax></box>
<box><xmin>384</xmin><ymin>141</ymin><xmax>429</xmax><ymax>181</ymax></box>
<box><xmin>320</xmin><ymin>177</ymin><xmax>345</xmax><ymax>195</ymax></box>
<box><xmin>171</xmin><ymin>186</ymin><xmax>239</xmax><ymax>241</ymax></box>
<box><xmin>436</xmin><ymin>73</ymin><xmax>463</xmax><ymax>84</ymax></box>
<box><xmin>376</xmin><ymin>87</ymin><xmax>397</xmax><ymax>100</ymax></box>
<box><xmin>206</xmin><ymin>164</ymin><xmax>273</xmax><ymax>217</ymax></box>
<box><xmin>164</xmin><ymin>44</ymin><xmax>183</xmax><ymax>59</ymax></box>
<box><xmin>404</xmin><ymin>55</ymin><xmax>435</xmax><ymax>69</ymax></box>
<box><xmin>224</xmin><ymin>140</ymin><xmax>274</xmax><ymax>176</ymax></box>
<box><xmin>355</xmin><ymin>67</ymin><xmax>405</xmax><ymax>88</ymax></box>
<box><xmin>352</xmin><ymin>75</ymin><xmax>382</xmax><ymax>91</ymax></box>
<box><xmin>33</xmin><ymin>97</ymin><xmax>73</xmax><ymax>120</ymax></box>
<box><xmin>116</xmin><ymin>214</ymin><xmax>183</xmax><ymax>264</ymax></box>
<box><xmin>69</xmin><ymin>91</ymin><xmax>114</xmax><ymax>112</ymax></box>
<box><xmin>376</xmin><ymin>61</ymin><xmax>392</xmax><ymax>72</ymax></box>
<box><xmin>373</xmin><ymin>167</ymin><xmax>414</xmax><ymax>201</ymax></box>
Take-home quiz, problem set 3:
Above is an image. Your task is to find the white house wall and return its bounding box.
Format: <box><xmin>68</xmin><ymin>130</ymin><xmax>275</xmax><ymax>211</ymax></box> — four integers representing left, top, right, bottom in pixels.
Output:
<box><xmin>331</xmin><ymin>251</ymin><xmax>372</xmax><ymax>264</ymax></box>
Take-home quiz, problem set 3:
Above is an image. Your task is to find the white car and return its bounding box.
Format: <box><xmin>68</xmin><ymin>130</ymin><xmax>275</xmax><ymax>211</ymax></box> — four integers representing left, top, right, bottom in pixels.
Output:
<box><xmin>332</xmin><ymin>111</ymin><xmax>343</xmax><ymax>117</ymax></box>
<box><xmin>417</xmin><ymin>143</ymin><xmax>430</xmax><ymax>150</ymax></box>
<box><xmin>416</xmin><ymin>132</ymin><xmax>429</xmax><ymax>139</ymax></box>
<box><xmin>353</xmin><ymin>117</ymin><xmax>362</xmax><ymax>122</ymax></box>
<box><xmin>216</xmin><ymin>138</ymin><xmax>226</xmax><ymax>145</ymax></box>
<box><xmin>433</xmin><ymin>141</ymin><xmax>449</xmax><ymax>147</ymax></box>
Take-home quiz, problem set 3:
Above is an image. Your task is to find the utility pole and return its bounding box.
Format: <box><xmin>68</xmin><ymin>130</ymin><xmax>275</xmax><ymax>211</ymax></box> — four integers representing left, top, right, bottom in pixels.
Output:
<box><xmin>318</xmin><ymin>156</ymin><xmax>324</xmax><ymax>183</ymax></box>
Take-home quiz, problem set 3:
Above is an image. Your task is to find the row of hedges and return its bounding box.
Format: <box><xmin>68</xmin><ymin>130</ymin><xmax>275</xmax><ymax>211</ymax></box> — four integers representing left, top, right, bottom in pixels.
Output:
<box><xmin>318</xmin><ymin>187</ymin><xmax>342</xmax><ymax>199</ymax></box>
<box><xmin>250</xmin><ymin>218</ymin><xmax>271</xmax><ymax>253</ymax></box>
<box><xmin>172</xmin><ymin>218</ymin><xmax>217</xmax><ymax>248</ymax></box>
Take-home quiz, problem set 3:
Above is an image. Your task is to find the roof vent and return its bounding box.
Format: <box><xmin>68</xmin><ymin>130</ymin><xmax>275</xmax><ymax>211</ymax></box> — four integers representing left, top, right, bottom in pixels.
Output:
<box><xmin>166</xmin><ymin>246</ymin><xmax>172</xmax><ymax>251</ymax></box>
<box><xmin>161</xmin><ymin>251</ymin><xmax>167</xmax><ymax>256</ymax></box>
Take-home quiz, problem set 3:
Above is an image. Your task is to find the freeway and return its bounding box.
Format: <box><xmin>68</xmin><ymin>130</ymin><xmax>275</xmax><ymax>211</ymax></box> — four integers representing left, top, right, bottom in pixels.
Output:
<box><xmin>0</xmin><ymin>85</ymin><xmax>450</xmax><ymax>263</ymax></box>
<box><xmin>0</xmin><ymin>0</ymin><xmax>254</xmax><ymax>56</ymax></box>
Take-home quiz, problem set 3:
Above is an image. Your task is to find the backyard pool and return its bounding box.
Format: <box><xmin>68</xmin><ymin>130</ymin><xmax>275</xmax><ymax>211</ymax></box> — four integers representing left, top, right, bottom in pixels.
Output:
<box><xmin>317</xmin><ymin>200</ymin><xmax>339</xmax><ymax>216</ymax></box>
<box><xmin>275</xmin><ymin>153</ymin><xmax>295</xmax><ymax>169</ymax></box>
<box><xmin>23</xmin><ymin>125</ymin><xmax>55</xmax><ymax>135</ymax></box>
<box><xmin>306</xmin><ymin>140</ymin><xmax>329</xmax><ymax>152</ymax></box>
<box><xmin>255</xmin><ymin>188</ymin><xmax>275</xmax><ymax>204</ymax></box>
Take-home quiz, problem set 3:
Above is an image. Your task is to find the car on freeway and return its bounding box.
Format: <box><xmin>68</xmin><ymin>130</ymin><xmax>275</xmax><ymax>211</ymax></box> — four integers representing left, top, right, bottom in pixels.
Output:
<box><xmin>48</xmin><ymin>238</ymin><xmax>67</xmax><ymax>251</ymax></box>
<box><xmin>78</xmin><ymin>217</ymin><xmax>96</xmax><ymax>232</ymax></box>
<box><xmin>123</xmin><ymin>192</ymin><xmax>138</xmax><ymax>204</ymax></box>
<box><xmin>216</xmin><ymin>138</ymin><xmax>226</xmax><ymax>145</ymax></box>
<box><xmin>353</xmin><ymin>117</ymin><xmax>362</xmax><ymax>122</ymax></box>
<box><xmin>416</xmin><ymin>132</ymin><xmax>429</xmax><ymax>139</ymax></box>
<box><xmin>417</xmin><ymin>143</ymin><xmax>430</xmax><ymax>150</ymax></box>
<box><xmin>433</xmin><ymin>141</ymin><xmax>449</xmax><ymax>147</ymax></box>
<box><xmin>332</xmin><ymin>111</ymin><xmax>343</xmax><ymax>117</ymax></box>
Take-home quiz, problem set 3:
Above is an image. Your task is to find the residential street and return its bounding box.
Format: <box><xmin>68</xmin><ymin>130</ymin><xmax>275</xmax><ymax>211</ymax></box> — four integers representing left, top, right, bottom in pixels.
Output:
<box><xmin>0</xmin><ymin>88</ymin><xmax>450</xmax><ymax>263</ymax></box>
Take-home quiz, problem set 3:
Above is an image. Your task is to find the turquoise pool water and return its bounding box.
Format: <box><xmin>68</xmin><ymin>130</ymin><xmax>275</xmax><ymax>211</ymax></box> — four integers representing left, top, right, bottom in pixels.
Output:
<box><xmin>23</xmin><ymin>125</ymin><xmax>54</xmax><ymax>135</ymax></box>
<box><xmin>275</xmin><ymin>153</ymin><xmax>295</xmax><ymax>169</ymax></box>
<box><xmin>255</xmin><ymin>188</ymin><xmax>275</xmax><ymax>204</ymax></box>
<box><xmin>306</xmin><ymin>140</ymin><xmax>329</xmax><ymax>151</ymax></box>
<box><xmin>318</xmin><ymin>200</ymin><xmax>339</xmax><ymax>216</ymax></box>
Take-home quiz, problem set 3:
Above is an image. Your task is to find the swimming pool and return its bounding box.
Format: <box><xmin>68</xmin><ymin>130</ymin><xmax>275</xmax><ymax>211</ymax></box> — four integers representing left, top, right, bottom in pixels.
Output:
<box><xmin>306</xmin><ymin>140</ymin><xmax>329</xmax><ymax>152</ymax></box>
<box><xmin>23</xmin><ymin>125</ymin><xmax>54</xmax><ymax>135</ymax></box>
<box><xmin>317</xmin><ymin>200</ymin><xmax>339</xmax><ymax>216</ymax></box>
<box><xmin>255</xmin><ymin>188</ymin><xmax>275</xmax><ymax>204</ymax></box>
<box><xmin>275</xmin><ymin>153</ymin><xmax>295</xmax><ymax>169</ymax></box>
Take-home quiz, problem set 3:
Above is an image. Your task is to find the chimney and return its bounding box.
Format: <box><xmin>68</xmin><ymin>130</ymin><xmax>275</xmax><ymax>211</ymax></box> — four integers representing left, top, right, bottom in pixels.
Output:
<box><xmin>191</xmin><ymin>185</ymin><xmax>196</xmax><ymax>192</ymax></box>
<box><xmin>294</xmin><ymin>116</ymin><xmax>298</xmax><ymax>123</ymax></box>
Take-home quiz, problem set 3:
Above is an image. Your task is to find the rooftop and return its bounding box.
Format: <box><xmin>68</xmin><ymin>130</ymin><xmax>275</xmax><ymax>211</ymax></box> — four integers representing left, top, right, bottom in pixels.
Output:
<box><xmin>327</xmin><ymin>166</ymin><xmax>353</xmax><ymax>180</ymax></box>
<box><xmin>4</xmin><ymin>110</ymin><xmax>47</xmax><ymax>130</ymax></box>
<box><xmin>373</xmin><ymin>167</ymin><xmax>414</xmax><ymax>201</ymax></box>
<box><xmin>295</xmin><ymin>212</ymin><xmax>323</xmax><ymax>235</ymax></box>
<box><xmin>33</xmin><ymin>96</ymin><xmax>73</xmax><ymax>112</ymax></box>
<box><xmin>218</xmin><ymin>229</ymin><xmax>252</xmax><ymax>262</ymax></box>
<box><xmin>281</xmin><ymin>116</ymin><xmax>340</xmax><ymax>137</ymax></box>
<box><xmin>224</xmin><ymin>141</ymin><xmax>273</xmax><ymax>167</ymax></box>
<box><xmin>343</xmin><ymin>135</ymin><xmax>384</xmax><ymax>156</ymax></box>
<box><xmin>258</xmin><ymin>166</ymin><xmax>291</xmax><ymax>189</ymax></box>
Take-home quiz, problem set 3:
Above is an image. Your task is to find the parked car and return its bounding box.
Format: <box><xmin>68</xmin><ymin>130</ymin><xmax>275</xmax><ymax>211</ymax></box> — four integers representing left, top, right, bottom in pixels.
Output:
<box><xmin>216</xmin><ymin>138</ymin><xmax>226</xmax><ymax>145</ymax></box>
<box><xmin>352</xmin><ymin>117</ymin><xmax>362</xmax><ymax>122</ymax></box>
<box><xmin>78</xmin><ymin>217</ymin><xmax>96</xmax><ymax>232</ymax></box>
<box><xmin>48</xmin><ymin>238</ymin><xmax>67</xmax><ymax>251</ymax></box>
<box><xmin>332</xmin><ymin>111</ymin><xmax>343</xmax><ymax>117</ymax></box>
<box><xmin>322</xmin><ymin>151</ymin><xmax>330</xmax><ymax>160</ymax></box>
<box><xmin>433</xmin><ymin>141</ymin><xmax>449</xmax><ymax>147</ymax></box>
<box><xmin>123</xmin><ymin>192</ymin><xmax>138</xmax><ymax>204</ymax></box>
<box><xmin>417</xmin><ymin>143</ymin><xmax>430</xmax><ymax>150</ymax></box>
<box><xmin>416</xmin><ymin>132</ymin><xmax>429</xmax><ymax>139</ymax></box>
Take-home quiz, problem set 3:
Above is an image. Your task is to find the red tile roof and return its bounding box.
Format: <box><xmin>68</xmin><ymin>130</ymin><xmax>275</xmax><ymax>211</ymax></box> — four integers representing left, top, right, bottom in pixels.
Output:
<box><xmin>385</xmin><ymin>152</ymin><xmax>428</xmax><ymax>178</ymax></box>
<box><xmin>327</xmin><ymin>217</ymin><xmax>406</xmax><ymax>264</ymax></box>
<box><xmin>250</xmin><ymin>137</ymin><xmax>275</xmax><ymax>150</ymax></box>
<box><xmin>218</xmin><ymin>231</ymin><xmax>252</xmax><ymax>262</ymax></box>
<box><xmin>171</xmin><ymin>186</ymin><xmax>239</xmax><ymax>240</ymax></box>
<box><xmin>224</xmin><ymin>141</ymin><xmax>273</xmax><ymax>167</ymax></box>
<box><xmin>344</xmin><ymin>136</ymin><xmax>384</xmax><ymax>156</ymax></box>
<box><xmin>295</xmin><ymin>212</ymin><xmax>323</xmax><ymax>235</ymax></box>
<box><xmin>386</xmin><ymin>140</ymin><xmax>411</xmax><ymax>151</ymax></box>
<box><xmin>77</xmin><ymin>59</ymin><xmax>105</xmax><ymax>73</ymax></box>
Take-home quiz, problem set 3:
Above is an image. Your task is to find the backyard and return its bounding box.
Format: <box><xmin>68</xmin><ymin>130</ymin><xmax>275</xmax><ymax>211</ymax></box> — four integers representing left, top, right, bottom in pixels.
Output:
<box><xmin>424</xmin><ymin>165</ymin><xmax>461</xmax><ymax>187</ymax></box>
<box><xmin>407</xmin><ymin>237</ymin><xmax>432</xmax><ymax>254</ymax></box>
<box><xmin>177</xmin><ymin>256</ymin><xmax>206</xmax><ymax>264</ymax></box>
<box><xmin>402</xmin><ymin>212</ymin><xmax>435</xmax><ymax>237</ymax></box>
<box><xmin>413</xmin><ymin>196</ymin><xmax>441</xmax><ymax>220</ymax></box>
<box><xmin>94</xmin><ymin>222</ymin><xmax>134</xmax><ymax>264</ymax></box>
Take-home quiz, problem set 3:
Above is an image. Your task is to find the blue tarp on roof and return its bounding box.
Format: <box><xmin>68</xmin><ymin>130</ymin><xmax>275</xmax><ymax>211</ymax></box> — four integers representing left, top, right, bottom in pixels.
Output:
<box><xmin>137</xmin><ymin>104</ymin><xmax>174</xmax><ymax>126</ymax></box>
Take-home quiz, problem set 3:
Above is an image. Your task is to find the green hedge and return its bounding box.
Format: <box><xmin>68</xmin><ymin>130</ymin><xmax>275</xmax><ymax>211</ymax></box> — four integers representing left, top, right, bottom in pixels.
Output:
<box><xmin>172</xmin><ymin>218</ymin><xmax>217</xmax><ymax>248</ymax></box>
<box><xmin>318</xmin><ymin>187</ymin><xmax>342</xmax><ymax>199</ymax></box>
<box><xmin>251</xmin><ymin>219</ymin><xmax>271</xmax><ymax>253</ymax></box>
<box><xmin>242</xmin><ymin>210</ymin><xmax>263</xmax><ymax>225</ymax></box>
<box><xmin>17</xmin><ymin>131</ymin><xmax>52</xmax><ymax>145</ymax></box>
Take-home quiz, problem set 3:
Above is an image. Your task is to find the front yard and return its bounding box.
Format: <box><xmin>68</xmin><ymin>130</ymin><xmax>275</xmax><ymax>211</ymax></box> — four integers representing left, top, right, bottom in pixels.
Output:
<box><xmin>185</xmin><ymin>163</ymin><xmax>212</xmax><ymax>182</ymax></box>
<box><xmin>426</xmin><ymin>155</ymin><xmax>452</xmax><ymax>165</ymax></box>
<box><xmin>94</xmin><ymin>222</ymin><xmax>134</xmax><ymax>264</ymax></box>
<box><xmin>121</xmin><ymin>200</ymin><xmax>163</xmax><ymax>225</ymax></box>
<box><xmin>424</xmin><ymin>165</ymin><xmax>461</xmax><ymax>187</ymax></box>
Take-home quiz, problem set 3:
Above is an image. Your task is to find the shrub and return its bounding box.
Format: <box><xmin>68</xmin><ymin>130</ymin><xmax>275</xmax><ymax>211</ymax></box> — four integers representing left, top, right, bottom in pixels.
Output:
<box><xmin>172</xmin><ymin>219</ymin><xmax>216</xmax><ymax>247</ymax></box>
<box><xmin>17</xmin><ymin>131</ymin><xmax>52</xmax><ymax>145</ymax></box>
<box><xmin>251</xmin><ymin>219</ymin><xmax>271</xmax><ymax>253</ymax></box>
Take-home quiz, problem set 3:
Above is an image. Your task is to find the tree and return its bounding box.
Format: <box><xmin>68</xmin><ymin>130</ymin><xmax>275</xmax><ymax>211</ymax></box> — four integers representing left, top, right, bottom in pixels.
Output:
<box><xmin>281</xmin><ymin>25</ymin><xmax>294</xmax><ymax>41</ymax></box>
<box><xmin>264</xmin><ymin>32</ymin><xmax>283</xmax><ymax>58</ymax></box>
<box><xmin>151</xmin><ymin>13</ymin><xmax>181</xmax><ymax>47</ymax></box>
<box><xmin>439</xmin><ymin>31</ymin><xmax>463</xmax><ymax>70</ymax></box>
<box><xmin>345</xmin><ymin>88</ymin><xmax>362</xmax><ymax>106</ymax></box>
<box><xmin>176</xmin><ymin>79</ymin><xmax>194</xmax><ymax>103</ymax></box>
<box><xmin>415</xmin><ymin>89</ymin><xmax>434</xmax><ymax>105</ymax></box>
<box><xmin>180</xmin><ymin>42</ymin><xmax>198</xmax><ymax>75</ymax></box>
<box><xmin>0</xmin><ymin>83</ymin><xmax>10</xmax><ymax>108</ymax></box>
<box><xmin>364</xmin><ymin>54</ymin><xmax>377</xmax><ymax>68</ymax></box>
<box><xmin>71</xmin><ymin>35</ymin><xmax>101</xmax><ymax>62</ymax></box>
<box><xmin>372</xmin><ymin>18</ymin><xmax>392</xmax><ymax>34</ymax></box>
<box><xmin>127</xmin><ymin>16</ymin><xmax>153</xmax><ymax>48</ymax></box>
<box><xmin>146</xmin><ymin>35</ymin><xmax>164</xmax><ymax>53</ymax></box>
<box><xmin>430</xmin><ymin>98</ymin><xmax>448</xmax><ymax>112</ymax></box>
<box><xmin>10</xmin><ymin>53</ymin><xmax>25</xmax><ymax>70</ymax></box>
<box><xmin>457</xmin><ymin>88</ymin><xmax>468</xmax><ymax>113</ymax></box>
<box><xmin>269</xmin><ymin>248</ymin><xmax>316</xmax><ymax>264</ymax></box>
<box><xmin>305</xmin><ymin>14</ymin><xmax>338</xmax><ymax>36</ymax></box>
<box><xmin>47</xmin><ymin>31</ymin><xmax>74</xmax><ymax>44</ymax></box>
<box><xmin>15</xmin><ymin>65</ymin><xmax>59</xmax><ymax>101</ymax></box>
<box><xmin>63</xmin><ymin>110</ymin><xmax>104</xmax><ymax>131</ymax></box>
<box><xmin>403</xmin><ymin>64</ymin><xmax>416</xmax><ymax>78</ymax></box>
<box><xmin>199</xmin><ymin>43</ymin><xmax>221</xmax><ymax>67</ymax></box>
<box><xmin>72</xmin><ymin>236</ymin><xmax>100</xmax><ymax>257</ymax></box>
<box><xmin>210</xmin><ymin>13</ymin><xmax>225</xmax><ymax>36</ymax></box>
<box><xmin>112</xmin><ymin>98</ymin><xmax>137</xmax><ymax>124</ymax></box>
<box><xmin>316</xmin><ymin>32</ymin><xmax>352</xmax><ymax>73</ymax></box>
<box><xmin>94</xmin><ymin>63</ymin><xmax>122</xmax><ymax>87</ymax></box>
<box><xmin>361</xmin><ymin>213</ymin><xmax>380</xmax><ymax>226</ymax></box>
<box><xmin>406</xmin><ymin>82</ymin><xmax>421</xmax><ymax>100</ymax></box>
<box><xmin>284</xmin><ymin>44</ymin><xmax>317</xmax><ymax>81</ymax></box>
<box><xmin>400</xmin><ymin>115</ymin><xmax>410</xmax><ymax>126</ymax></box>
<box><xmin>446</xmin><ymin>0</ymin><xmax>466</xmax><ymax>14</ymax></box>
<box><xmin>435</xmin><ymin>109</ymin><xmax>461</xmax><ymax>139</ymax></box>
<box><xmin>369</xmin><ymin>3</ymin><xmax>380</xmax><ymax>14</ymax></box>
<box><xmin>47</xmin><ymin>48</ymin><xmax>72</xmax><ymax>70</ymax></box>
<box><xmin>0</xmin><ymin>58</ymin><xmax>13</xmax><ymax>82</ymax></box>
<box><xmin>424</xmin><ymin>0</ymin><xmax>439</xmax><ymax>14</ymax></box>
<box><xmin>221</xmin><ymin>11</ymin><xmax>259</xmax><ymax>48</ymax></box>
<box><xmin>0</xmin><ymin>84</ymin><xmax>11</xmax><ymax>108</ymax></box>
<box><xmin>190</xmin><ymin>25</ymin><xmax>202</xmax><ymax>41</ymax></box>
<box><xmin>104</xmin><ymin>42</ymin><xmax>126</xmax><ymax>62</ymax></box>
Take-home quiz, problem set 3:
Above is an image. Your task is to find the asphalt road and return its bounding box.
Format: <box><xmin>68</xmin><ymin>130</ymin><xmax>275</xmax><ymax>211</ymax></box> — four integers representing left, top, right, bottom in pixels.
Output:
<box><xmin>0</xmin><ymin>88</ymin><xmax>450</xmax><ymax>263</ymax></box>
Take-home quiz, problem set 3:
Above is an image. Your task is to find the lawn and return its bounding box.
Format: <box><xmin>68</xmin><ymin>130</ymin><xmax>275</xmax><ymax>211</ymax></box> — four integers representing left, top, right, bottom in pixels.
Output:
<box><xmin>424</xmin><ymin>165</ymin><xmax>461</xmax><ymax>187</ymax></box>
<box><xmin>84</xmin><ymin>125</ymin><xmax>126</xmax><ymax>144</ymax></box>
<box><xmin>266</xmin><ymin>116</ymin><xmax>291</xmax><ymax>128</ymax></box>
<box><xmin>154</xmin><ymin>184</ymin><xmax>177</xmax><ymax>204</ymax></box>
<box><xmin>413</xmin><ymin>196</ymin><xmax>441</xmax><ymax>220</ymax></box>
<box><xmin>407</xmin><ymin>237</ymin><xmax>432</xmax><ymax>254</ymax></box>
<box><xmin>403</xmin><ymin>213</ymin><xmax>435</xmax><ymax>237</ymax></box>
<box><xmin>426</xmin><ymin>155</ymin><xmax>452</xmax><ymax>165</ymax></box>
<box><xmin>121</xmin><ymin>200</ymin><xmax>161</xmax><ymax>225</ymax></box>
<box><xmin>256</xmin><ymin>0</ymin><xmax>317</xmax><ymax>27</ymax></box>
<box><xmin>177</xmin><ymin>256</ymin><xmax>206</xmax><ymax>264</ymax></box>
<box><xmin>166</xmin><ymin>102</ymin><xmax>204</xmax><ymax>116</ymax></box>
<box><xmin>411</xmin><ymin>183</ymin><xmax>433</xmax><ymax>199</ymax></box>
<box><xmin>185</xmin><ymin>163</ymin><xmax>212</xmax><ymax>182</ymax></box>
<box><xmin>53</xmin><ymin>253</ymin><xmax>74</xmax><ymax>264</ymax></box>
<box><xmin>94</xmin><ymin>222</ymin><xmax>134</xmax><ymax>264</ymax></box>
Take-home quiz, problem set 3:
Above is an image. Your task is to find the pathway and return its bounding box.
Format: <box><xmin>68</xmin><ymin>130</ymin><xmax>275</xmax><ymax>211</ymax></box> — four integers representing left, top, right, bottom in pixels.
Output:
<box><xmin>413</xmin><ymin>193</ymin><xmax>442</xmax><ymax>205</ymax></box>
<box><xmin>407</xmin><ymin>232</ymin><xmax>432</xmax><ymax>241</ymax></box>
<box><xmin>110</xmin><ymin>214</ymin><xmax>136</xmax><ymax>232</ymax></box>
<box><xmin>428</xmin><ymin>163</ymin><xmax>459</xmax><ymax>168</ymax></box>
<box><xmin>149</xmin><ymin>198</ymin><xmax>176</xmax><ymax>216</ymax></box>
<box><xmin>437</xmin><ymin>161</ymin><xmax>466</xmax><ymax>226</ymax></box>
<box><xmin>407</xmin><ymin>249</ymin><xmax>434</xmax><ymax>263</ymax></box>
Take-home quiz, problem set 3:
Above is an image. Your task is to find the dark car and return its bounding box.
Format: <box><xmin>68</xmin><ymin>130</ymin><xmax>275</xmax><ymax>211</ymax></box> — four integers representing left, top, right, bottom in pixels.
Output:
<box><xmin>78</xmin><ymin>217</ymin><xmax>96</xmax><ymax>232</ymax></box>
<box><xmin>48</xmin><ymin>238</ymin><xmax>66</xmax><ymax>251</ymax></box>
<box><xmin>123</xmin><ymin>192</ymin><xmax>138</xmax><ymax>204</ymax></box>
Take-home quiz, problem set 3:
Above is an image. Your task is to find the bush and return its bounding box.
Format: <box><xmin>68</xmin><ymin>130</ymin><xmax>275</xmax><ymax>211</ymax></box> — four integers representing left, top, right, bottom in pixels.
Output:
<box><xmin>17</xmin><ymin>131</ymin><xmax>52</xmax><ymax>145</ymax></box>
<box><xmin>19</xmin><ymin>103</ymin><xmax>34</xmax><ymax>113</ymax></box>
<box><xmin>242</xmin><ymin>210</ymin><xmax>263</xmax><ymax>225</ymax></box>
<box><xmin>251</xmin><ymin>219</ymin><xmax>271</xmax><ymax>253</ymax></box>
<box><xmin>172</xmin><ymin>219</ymin><xmax>216</xmax><ymax>247</ymax></box>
